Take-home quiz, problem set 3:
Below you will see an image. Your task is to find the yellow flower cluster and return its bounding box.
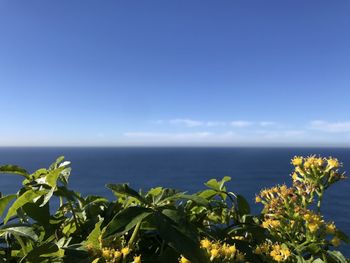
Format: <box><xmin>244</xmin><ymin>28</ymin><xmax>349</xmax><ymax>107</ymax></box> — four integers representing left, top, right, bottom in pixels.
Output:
<box><xmin>291</xmin><ymin>155</ymin><xmax>345</xmax><ymax>186</ymax></box>
<box><xmin>178</xmin><ymin>239</ymin><xmax>245</xmax><ymax>262</ymax></box>
<box><xmin>291</xmin><ymin>155</ymin><xmax>329</xmax><ymax>169</ymax></box>
<box><xmin>101</xmin><ymin>247</ymin><xmax>140</xmax><ymax>263</ymax></box>
<box><xmin>257</xmin><ymin>185</ymin><xmax>291</xmax><ymax>202</ymax></box>
<box><xmin>262</xmin><ymin>218</ymin><xmax>281</xmax><ymax>229</ymax></box>
<box><xmin>304</xmin><ymin>211</ymin><xmax>324</xmax><ymax>233</ymax></box>
<box><xmin>232</xmin><ymin>235</ymin><xmax>245</xmax><ymax>240</ymax></box>
<box><xmin>254</xmin><ymin>242</ymin><xmax>291</xmax><ymax>262</ymax></box>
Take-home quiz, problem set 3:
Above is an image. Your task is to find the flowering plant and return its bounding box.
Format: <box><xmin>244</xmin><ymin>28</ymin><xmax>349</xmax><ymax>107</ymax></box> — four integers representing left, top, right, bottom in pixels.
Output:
<box><xmin>0</xmin><ymin>155</ymin><xmax>348</xmax><ymax>262</ymax></box>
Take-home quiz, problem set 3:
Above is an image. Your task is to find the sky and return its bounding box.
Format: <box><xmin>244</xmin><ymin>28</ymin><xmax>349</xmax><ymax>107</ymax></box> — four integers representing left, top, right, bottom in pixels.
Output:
<box><xmin>0</xmin><ymin>0</ymin><xmax>350</xmax><ymax>147</ymax></box>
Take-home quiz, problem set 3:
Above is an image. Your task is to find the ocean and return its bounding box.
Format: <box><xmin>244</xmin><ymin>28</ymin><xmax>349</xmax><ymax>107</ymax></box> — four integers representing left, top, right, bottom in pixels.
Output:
<box><xmin>0</xmin><ymin>147</ymin><xmax>349</xmax><ymax>255</ymax></box>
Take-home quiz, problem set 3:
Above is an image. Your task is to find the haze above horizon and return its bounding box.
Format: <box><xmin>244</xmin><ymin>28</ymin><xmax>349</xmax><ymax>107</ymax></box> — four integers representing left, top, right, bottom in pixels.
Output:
<box><xmin>1</xmin><ymin>1</ymin><xmax>350</xmax><ymax>147</ymax></box>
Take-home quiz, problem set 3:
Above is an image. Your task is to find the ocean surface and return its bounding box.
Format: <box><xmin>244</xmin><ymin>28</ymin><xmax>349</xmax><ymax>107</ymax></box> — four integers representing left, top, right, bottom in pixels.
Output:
<box><xmin>0</xmin><ymin>147</ymin><xmax>349</xmax><ymax>255</ymax></box>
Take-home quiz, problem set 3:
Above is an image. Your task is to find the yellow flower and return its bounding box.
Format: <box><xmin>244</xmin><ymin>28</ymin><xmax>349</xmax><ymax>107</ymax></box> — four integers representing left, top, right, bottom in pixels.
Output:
<box><xmin>254</xmin><ymin>246</ymin><xmax>262</xmax><ymax>254</ymax></box>
<box><xmin>121</xmin><ymin>247</ymin><xmax>131</xmax><ymax>256</ymax></box>
<box><xmin>273</xmin><ymin>254</ymin><xmax>283</xmax><ymax>262</ymax></box>
<box><xmin>331</xmin><ymin>237</ymin><xmax>341</xmax><ymax>247</ymax></box>
<box><xmin>281</xmin><ymin>248</ymin><xmax>291</xmax><ymax>257</ymax></box>
<box><xmin>326</xmin><ymin>222</ymin><xmax>336</xmax><ymax>234</ymax></box>
<box><xmin>102</xmin><ymin>248</ymin><xmax>112</xmax><ymax>259</ymax></box>
<box><xmin>210</xmin><ymin>248</ymin><xmax>219</xmax><ymax>259</ymax></box>
<box><xmin>327</xmin><ymin>158</ymin><xmax>340</xmax><ymax>169</ymax></box>
<box><xmin>114</xmin><ymin>250</ymin><xmax>122</xmax><ymax>260</ymax></box>
<box><xmin>255</xmin><ymin>196</ymin><xmax>262</xmax><ymax>203</ymax></box>
<box><xmin>200</xmin><ymin>238</ymin><xmax>212</xmax><ymax>249</ymax></box>
<box><xmin>308</xmin><ymin>222</ymin><xmax>319</xmax><ymax>233</ymax></box>
<box><xmin>291</xmin><ymin>156</ymin><xmax>303</xmax><ymax>166</ymax></box>
<box><xmin>179</xmin><ymin>255</ymin><xmax>191</xmax><ymax>263</ymax></box>
<box><xmin>315</xmin><ymin>157</ymin><xmax>324</xmax><ymax>167</ymax></box>
<box><xmin>133</xmin><ymin>255</ymin><xmax>141</xmax><ymax>263</ymax></box>
<box><xmin>227</xmin><ymin>245</ymin><xmax>237</xmax><ymax>256</ymax></box>
<box><xmin>270</xmin><ymin>244</ymin><xmax>291</xmax><ymax>262</ymax></box>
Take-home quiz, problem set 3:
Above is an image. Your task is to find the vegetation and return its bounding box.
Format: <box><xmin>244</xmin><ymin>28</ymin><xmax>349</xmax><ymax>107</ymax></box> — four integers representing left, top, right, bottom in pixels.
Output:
<box><xmin>0</xmin><ymin>155</ymin><xmax>348</xmax><ymax>262</ymax></box>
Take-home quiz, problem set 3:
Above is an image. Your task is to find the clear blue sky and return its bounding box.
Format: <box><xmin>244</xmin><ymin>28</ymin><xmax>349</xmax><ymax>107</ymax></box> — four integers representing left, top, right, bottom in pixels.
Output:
<box><xmin>1</xmin><ymin>0</ymin><xmax>350</xmax><ymax>146</ymax></box>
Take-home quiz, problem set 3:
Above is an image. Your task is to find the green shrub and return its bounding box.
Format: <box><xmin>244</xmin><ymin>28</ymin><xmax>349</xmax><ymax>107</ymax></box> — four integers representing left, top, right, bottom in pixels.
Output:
<box><xmin>0</xmin><ymin>155</ymin><xmax>348</xmax><ymax>262</ymax></box>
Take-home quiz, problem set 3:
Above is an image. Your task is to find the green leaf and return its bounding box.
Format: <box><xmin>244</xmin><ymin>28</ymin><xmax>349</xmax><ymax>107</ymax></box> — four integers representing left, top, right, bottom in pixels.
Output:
<box><xmin>147</xmin><ymin>187</ymin><xmax>163</xmax><ymax>197</ymax></box>
<box><xmin>0</xmin><ymin>225</ymin><xmax>38</xmax><ymax>241</ymax></box>
<box><xmin>0</xmin><ymin>164</ymin><xmax>29</xmax><ymax>178</ymax></box>
<box><xmin>84</xmin><ymin>221</ymin><xmax>103</xmax><ymax>250</ymax></box>
<box><xmin>103</xmin><ymin>206</ymin><xmax>152</xmax><ymax>238</ymax></box>
<box><xmin>46</xmin><ymin>167</ymin><xmax>65</xmax><ymax>188</ymax></box>
<box><xmin>106</xmin><ymin>183</ymin><xmax>146</xmax><ymax>204</ymax></box>
<box><xmin>30</xmin><ymin>168</ymin><xmax>48</xmax><ymax>180</ymax></box>
<box><xmin>22</xmin><ymin>202</ymin><xmax>50</xmax><ymax>226</ymax></box>
<box><xmin>154</xmin><ymin>212</ymin><xmax>208</xmax><ymax>263</ymax></box>
<box><xmin>49</xmin><ymin>156</ymin><xmax>65</xmax><ymax>170</ymax></box>
<box><xmin>218</xmin><ymin>176</ymin><xmax>231</xmax><ymax>190</ymax></box>
<box><xmin>20</xmin><ymin>242</ymin><xmax>59</xmax><ymax>263</ymax></box>
<box><xmin>4</xmin><ymin>190</ymin><xmax>47</xmax><ymax>224</ymax></box>
<box><xmin>237</xmin><ymin>194</ymin><xmax>250</xmax><ymax>216</ymax></box>
<box><xmin>152</xmin><ymin>188</ymin><xmax>180</xmax><ymax>205</ymax></box>
<box><xmin>204</xmin><ymin>179</ymin><xmax>221</xmax><ymax>191</ymax></box>
<box><xmin>327</xmin><ymin>250</ymin><xmax>348</xmax><ymax>263</ymax></box>
<box><xmin>198</xmin><ymin>189</ymin><xmax>217</xmax><ymax>200</ymax></box>
<box><xmin>0</xmin><ymin>194</ymin><xmax>16</xmax><ymax>217</ymax></box>
<box><xmin>162</xmin><ymin>193</ymin><xmax>209</xmax><ymax>206</ymax></box>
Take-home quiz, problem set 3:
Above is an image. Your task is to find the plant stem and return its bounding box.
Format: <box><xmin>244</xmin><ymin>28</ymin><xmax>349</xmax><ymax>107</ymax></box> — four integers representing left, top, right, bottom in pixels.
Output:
<box><xmin>15</xmin><ymin>235</ymin><xmax>28</xmax><ymax>255</ymax></box>
<box><xmin>317</xmin><ymin>189</ymin><xmax>324</xmax><ymax>214</ymax></box>
<box><xmin>128</xmin><ymin>221</ymin><xmax>142</xmax><ymax>248</ymax></box>
<box><xmin>68</xmin><ymin>201</ymin><xmax>81</xmax><ymax>231</ymax></box>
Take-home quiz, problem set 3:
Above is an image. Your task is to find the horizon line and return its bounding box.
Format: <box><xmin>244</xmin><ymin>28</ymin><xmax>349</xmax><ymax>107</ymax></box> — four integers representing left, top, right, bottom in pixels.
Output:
<box><xmin>1</xmin><ymin>144</ymin><xmax>350</xmax><ymax>148</ymax></box>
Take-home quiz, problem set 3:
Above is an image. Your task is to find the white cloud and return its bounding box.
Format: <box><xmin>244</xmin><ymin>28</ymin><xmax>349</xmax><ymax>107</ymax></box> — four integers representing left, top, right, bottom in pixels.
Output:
<box><xmin>206</xmin><ymin>121</ymin><xmax>227</xmax><ymax>127</ymax></box>
<box><xmin>230</xmin><ymin>121</ymin><xmax>253</xmax><ymax>128</ymax></box>
<box><xmin>156</xmin><ymin>119</ymin><xmax>276</xmax><ymax>129</ymax></box>
<box><xmin>168</xmin><ymin>119</ymin><xmax>203</xmax><ymax>127</ymax></box>
<box><xmin>309</xmin><ymin>120</ymin><xmax>350</xmax><ymax>133</ymax></box>
<box><xmin>259</xmin><ymin>121</ymin><xmax>276</xmax><ymax>127</ymax></box>
<box><xmin>256</xmin><ymin>130</ymin><xmax>305</xmax><ymax>139</ymax></box>
<box><xmin>124</xmin><ymin>132</ymin><xmax>212</xmax><ymax>139</ymax></box>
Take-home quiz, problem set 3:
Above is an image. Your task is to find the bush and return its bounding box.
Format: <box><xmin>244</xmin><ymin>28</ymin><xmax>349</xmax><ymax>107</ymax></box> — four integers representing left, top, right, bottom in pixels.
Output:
<box><xmin>0</xmin><ymin>155</ymin><xmax>348</xmax><ymax>262</ymax></box>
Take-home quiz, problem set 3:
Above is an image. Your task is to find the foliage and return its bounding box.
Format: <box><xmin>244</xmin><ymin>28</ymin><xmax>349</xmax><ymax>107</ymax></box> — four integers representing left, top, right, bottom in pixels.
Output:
<box><xmin>0</xmin><ymin>155</ymin><xmax>348</xmax><ymax>262</ymax></box>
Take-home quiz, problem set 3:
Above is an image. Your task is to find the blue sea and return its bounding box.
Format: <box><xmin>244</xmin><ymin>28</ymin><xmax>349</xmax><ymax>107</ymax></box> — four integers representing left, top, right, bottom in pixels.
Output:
<box><xmin>0</xmin><ymin>147</ymin><xmax>349</xmax><ymax>255</ymax></box>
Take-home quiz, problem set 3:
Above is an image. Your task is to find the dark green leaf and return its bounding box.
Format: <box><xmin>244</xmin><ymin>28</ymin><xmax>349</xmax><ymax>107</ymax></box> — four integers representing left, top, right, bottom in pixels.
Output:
<box><xmin>103</xmin><ymin>206</ymin><xmax>152</xmax><ymax>238</ymax></box>
<box><xmin>154</xmin><ymin>212</ymin><xmax>208</xmax><ymax>263</ymax></box>
<box><xmin>0</xmin><ymin>225</ymin><xmax>38</xmax><ymax>241</ymax></box>
<box><xmin>22</xmin><ymin>202</ymin><xmax>50</xmax><ymax>226</ymax></box>
<box><xmin>0</xmin><ymin>194</ymin><xmax>16</xmax><ymax>217</ymax></box>
<box><xmin>20</xmin><ymin>242</ymin><xmax>59</xmax><ymax>263</ymax></box>
<box><xmin>162</xmin><ymin>193</ymin><xmax>209</xmax><ymax>206</ymax></box>
<box><xmin>237</xmin><ymin>194</ymin><xmax>250</xmax><ymax>216</ymax></box>
<box><xmin>4</xmin><ymin>190</ymin><xmax>47</xmax><ymax>224</ymax></box>
<box><xmin>0</xmin><ymin>164</ymin><xmax>29</xmax><ymax>178</ymax></box>
<box><xmin>106</xmin><ymin>183</ymin><xmax>146</xmax><ymax>204</ymax></box>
